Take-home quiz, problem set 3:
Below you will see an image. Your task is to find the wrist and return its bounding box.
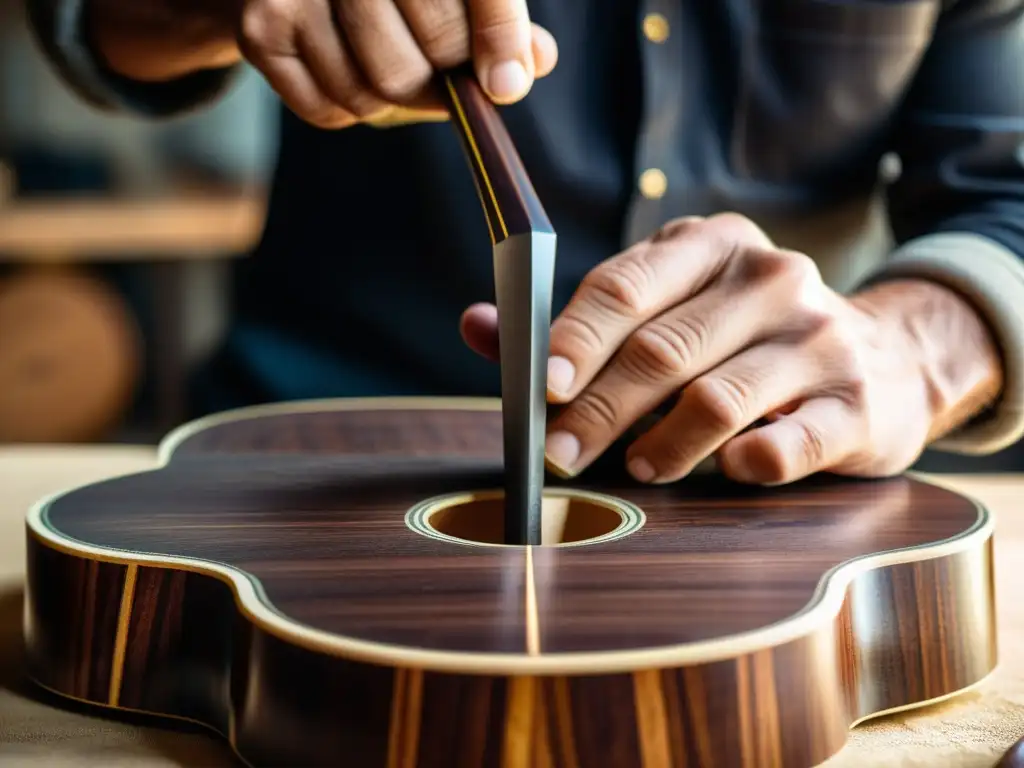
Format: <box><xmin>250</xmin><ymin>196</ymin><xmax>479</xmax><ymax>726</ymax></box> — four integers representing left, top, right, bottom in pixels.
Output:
<box><xmin>85</xmin><ymin>0</ymin><xmax>242</xmax><ymax>81</ymax></box>
<box><xmin>850</xmin><ymin>278</ymin><xmax>1004</xmax><ymax>443</ymax></box>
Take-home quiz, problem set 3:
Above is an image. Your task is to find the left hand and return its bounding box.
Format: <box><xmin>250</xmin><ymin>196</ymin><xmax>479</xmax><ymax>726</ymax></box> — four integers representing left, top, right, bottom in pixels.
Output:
<box><xmin>460</xmin><ymin>213</ymin><xmax>999</xmax><ymax>485</ymax></box>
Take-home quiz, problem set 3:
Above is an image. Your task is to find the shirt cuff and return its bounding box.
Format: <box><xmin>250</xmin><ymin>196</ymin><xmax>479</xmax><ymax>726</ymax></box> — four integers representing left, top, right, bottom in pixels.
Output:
<box><xmin>26</xmin><ymin>0</ymin><xmax>237</xmax><ymax>117</ymax></box>
<box><xmin>853</xmin><ymin>231</ymin><xmax>1024</xmax><ymax>456</ymax></box>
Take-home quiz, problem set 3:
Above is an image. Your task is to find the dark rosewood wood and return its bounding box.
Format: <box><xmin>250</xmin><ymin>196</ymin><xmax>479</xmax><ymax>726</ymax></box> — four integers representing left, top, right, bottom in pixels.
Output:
<box><xmin>1000</xmin><ymin>735</ymin><xmax>1024</xmax><ymax>767</ymax></box>
<box><xmin>439</xmin><ymin>67</ymin><xmax>553</xmax><ymax>244</ymax></box>
<box><xmin>24</xmin><ymin>399</ymin><xmax>998</xmax><ymax>767</ymax></box>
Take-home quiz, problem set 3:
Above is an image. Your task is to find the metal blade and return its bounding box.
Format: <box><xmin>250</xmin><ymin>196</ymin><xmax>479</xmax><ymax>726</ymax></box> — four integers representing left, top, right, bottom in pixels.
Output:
<box><xmin>493</xmin><ymin>231</ymin><xmax>557</xmax><ymax>546</ymax></box>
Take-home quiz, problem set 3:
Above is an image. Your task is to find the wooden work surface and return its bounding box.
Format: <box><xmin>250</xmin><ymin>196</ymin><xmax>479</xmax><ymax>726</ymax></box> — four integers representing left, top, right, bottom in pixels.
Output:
<box><xmin>0</xmin><ymin>446</ymin><xmax>1022</xmax><ymax>767</ymax></box>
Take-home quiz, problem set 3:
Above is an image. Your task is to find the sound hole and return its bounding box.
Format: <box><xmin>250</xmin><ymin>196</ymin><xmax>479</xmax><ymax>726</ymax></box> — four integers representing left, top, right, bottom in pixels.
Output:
<box><xmin>407</xmin><ymin>489</ymin><xmax>644</xmax><ymax>547</ymax></box>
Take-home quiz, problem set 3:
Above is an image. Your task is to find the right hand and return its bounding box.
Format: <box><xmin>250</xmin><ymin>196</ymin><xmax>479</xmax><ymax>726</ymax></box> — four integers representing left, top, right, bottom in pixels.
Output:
<box><xmin>238</xmin><ymin>0</ymin><xmax>559</xmax><ymax>128</ymax></box>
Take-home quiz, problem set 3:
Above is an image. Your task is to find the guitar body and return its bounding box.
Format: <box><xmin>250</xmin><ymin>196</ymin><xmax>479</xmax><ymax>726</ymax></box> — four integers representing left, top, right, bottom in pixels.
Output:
<box><xmin>24</xmin><ymin>397</ymin><xmax>997</xmax><ymax>768</ymax></box>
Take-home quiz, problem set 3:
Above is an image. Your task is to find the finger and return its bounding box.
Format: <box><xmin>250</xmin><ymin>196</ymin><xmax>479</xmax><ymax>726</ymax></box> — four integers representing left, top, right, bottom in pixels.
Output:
<box><xmin>543</xmin><ymin>279</ymin><xmax>787</xmax><ymax>478</ymax></box>
<box><xmin>530</xmin><ymin>23</ymin><xmax>558</xmax><ymax>77</ymax></box>
<box><xmin>460</xmin><ymin>302</ymin><xmax>500</xmax><ymax>362</ymax></box>
<box><xmin>547</xmin><ymin>215</ymin><xmax>757</xmax><ymax>404</ymax></box>
<box><xmin>239</xmin><ymin>1</ymin><xmax>359</xmax><ymax>128</ymax></box>
<box><xmin>394</xmin><ymin>0</ymin><xmax>470</xmax><ymax>69</ymax></box>
<box><xmin>294</xmin><ymin>1</ymin><xmax>394</xmax><ymax>119</ymax></box>
<box><xmin>467</xmin><ymin>0</ymin><xmax>536</xmax><ymax>103</ymax></box>
<box><xmin>618</xmin><ymin>341</ymin><xmax>830</xmax><ymax>483</ymax></box>
<box><xmin>252</xmin><ymin>53</ymin><xmax>360</xmax><ymax>128</ymax></box>
<box><xmin>717</xmin><ymin>397</ymin><xmax>861</xmax><ymax>485</ymax></box>
<box><xmin>335</xmin><ymin>0</ymin><xmax>434</xmax><ymax>104</ymax></box>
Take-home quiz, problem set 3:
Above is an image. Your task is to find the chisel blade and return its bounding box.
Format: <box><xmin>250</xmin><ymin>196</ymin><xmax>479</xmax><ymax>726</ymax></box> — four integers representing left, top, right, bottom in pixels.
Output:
<box><xmin>494</xmin><ymin>232</ymin><xmax>557</xmax><ymax>546</ymax></box>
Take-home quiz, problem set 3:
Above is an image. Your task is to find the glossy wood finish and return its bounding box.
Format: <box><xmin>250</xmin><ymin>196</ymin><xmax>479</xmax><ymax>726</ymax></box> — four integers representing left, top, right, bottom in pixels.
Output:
<box><xmin>439</xmin><ymin>68</ymin><xmax>553</xmax><ymax>244</ymax></box>
<box><xmin>24</xmin><ymin>399</ymin><xmax>998</xmax><ymax>767</ymax></box>
<box><xmin>999</xmin><ymin>735</ymin><xmax>1024</xmax><ymax>767</ymax></box>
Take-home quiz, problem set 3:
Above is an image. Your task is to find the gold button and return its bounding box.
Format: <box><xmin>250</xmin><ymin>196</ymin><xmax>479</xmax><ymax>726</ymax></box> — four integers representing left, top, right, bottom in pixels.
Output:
<box><xmin>642</xmin><ymin>13</ymin><xmax>670</xmax><ymax>44</ymax></box>
<box><xmin>639</xmin><ymin>168</ymin><xmax>668</xmax><ymax>199</ymax></box>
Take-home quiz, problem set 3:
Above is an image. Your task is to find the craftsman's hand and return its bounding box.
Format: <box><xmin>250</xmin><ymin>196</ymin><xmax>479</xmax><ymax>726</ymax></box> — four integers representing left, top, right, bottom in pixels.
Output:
<box><xmin>461</xmin><ymin>213</ymin><xmax>1003</xmax><ymax>485</ymax></box>
<box><xmin>89</xmin><ymin>0</ymin><xmax>557</xmax><ymax>127</ymax></box>
<box><xmin>236</xmin><ymin>0</ymin><xmax>557</xmax><ymax>127</ymax></box>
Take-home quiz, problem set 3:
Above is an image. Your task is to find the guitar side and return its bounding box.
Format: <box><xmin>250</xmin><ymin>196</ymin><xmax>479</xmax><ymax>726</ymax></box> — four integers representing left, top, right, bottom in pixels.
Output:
<box><xmin>23</xmin><ymin>398</ymin><xmax>1000</xmax><ymax>768</ymax></box>
<box><xmin>24</xmin><ymin>529</ymin><xmax>997</xmax><ymax>768</ymax></box>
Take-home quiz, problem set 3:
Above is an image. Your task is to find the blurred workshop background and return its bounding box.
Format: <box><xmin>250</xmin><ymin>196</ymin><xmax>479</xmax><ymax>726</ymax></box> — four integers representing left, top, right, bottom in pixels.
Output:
<box><xmin>0</xmin><ymin>1</ymin><xmax>275</xmax><ymax>446</ymax></box>
<box><xmin>0</xmin><ymin>1</ymin><xmax>1018</xmax><ymax>473</ymax></box>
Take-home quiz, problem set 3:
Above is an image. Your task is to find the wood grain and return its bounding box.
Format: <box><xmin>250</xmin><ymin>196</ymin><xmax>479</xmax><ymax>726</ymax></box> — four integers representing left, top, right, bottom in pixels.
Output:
<box><xmin>24</xmin><ymin>398</ymin><xmax>998</xmax><ymax>767</ymax></box>
<box><xmin>439</xmin><ymin>68</ymin><xmax>553</xmax><ymax>244</ymax></box>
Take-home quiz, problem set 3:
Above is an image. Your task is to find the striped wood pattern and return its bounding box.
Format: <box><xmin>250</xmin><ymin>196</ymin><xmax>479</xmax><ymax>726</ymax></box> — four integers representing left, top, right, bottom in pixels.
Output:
<box><xmin>24</xmin><ymin>399</ymin><xmax>998</xmax><ymax>767</ymax></box>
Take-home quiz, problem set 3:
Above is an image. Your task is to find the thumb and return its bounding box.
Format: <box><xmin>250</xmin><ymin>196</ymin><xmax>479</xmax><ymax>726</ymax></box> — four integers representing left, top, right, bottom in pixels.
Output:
<box><xmin>467</xmin><ymin>0</ymin><xmax>536</xmax><ymax>103</ymax></box>
<box><xmin>460</xmin><ymin>302</ymin><xmax>500</xmax><ymax>362</ymax></box>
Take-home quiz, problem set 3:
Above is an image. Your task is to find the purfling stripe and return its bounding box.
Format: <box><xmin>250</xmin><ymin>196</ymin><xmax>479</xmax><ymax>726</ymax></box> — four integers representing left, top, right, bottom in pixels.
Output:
<box><xmin>107</xmin><ymin>564</ymin><xmax>137</xmax><ymax>706</ymax></box>
<box><xmin>525</xmin><ymin>546</ymin><xmax>540</xmax><ymax>656</ymax></box>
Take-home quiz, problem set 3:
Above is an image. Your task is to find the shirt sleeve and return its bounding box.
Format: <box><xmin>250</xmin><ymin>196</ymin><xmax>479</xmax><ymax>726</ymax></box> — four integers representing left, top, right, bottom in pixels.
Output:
<box><xmin>853</xmin><ymin>0</ymin><xmax>1024</xmax><ymax>456</ymax></box>
<box><xmin>25</xmin><ymin>0</ymin><xmax>238</xmax><ymax>117</ymax></box>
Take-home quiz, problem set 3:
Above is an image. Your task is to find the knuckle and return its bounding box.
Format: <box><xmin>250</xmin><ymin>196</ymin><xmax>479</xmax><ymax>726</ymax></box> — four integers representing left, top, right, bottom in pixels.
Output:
<box><xmin>582</xmin><ymin>253</ymin><xmax>658</xmax><ymax>318</ymax></box>
<box><xmin>707</xmin><ymin>212</ymin><xmax>774</xmax><ymax>248</ymax></box>
<box><xmin>744</xmin><ymin>248</ymin><xmax>820</xmax><ymax>289</ymax></box>
<box><xmin>740</xmin><ymin>248</ymin><xmax>789</xmax><ymax>283</ymax></box>
<box><xmin>814</xmin><ymin>325</ymin><xmax>870</xmax><ymax>403</ymax></box>
<box><xmin>472</xmin><ymin>14</ymin><xmax>532</xmax><ymax>57</ymax></box>
<box><xmin>779</xmin><ymin>250</ymin><xmax>823</xmax><ymax>293</ymax></box>
<box><xmin>798</xmin><ymin>421</ymin><xmax>828</xmax><ymax>469</ymax></box>
<box><xmin>644</xmin><ymin>434</ymin><xmax>693</xmax><ymax>475</ymax></box>
<box><xmin>795</xmin><ymin>307</ymin><xmax>839</xmax><ymax>346</ymax></box>
<box><xmin>369</xmin><ymin>62</ymin><xmax>431</xmax><ymax>102</ymax></box>
<box><xmin>240</xmin><ymin>0</ymin><xmax>295</xmax><ymax>52</ymax></box>
<box><xmin>417</xmin><ymin>10</ymin><xmax>470</xmax><ymax>65</ymax></box>
<box><xmin>555</xmin><ymin>312</ymin><xmax>606</xmax><ymax>358</ymax></box>
<box><xmin>328</xmin><ymin>75</ymin><xmax>387</xmax><ymax>118</ymax></box>
<box><xmin>794</xmin><ymin>304</ymin><xmax>834</xmax><ymax>337</ymax></box>
<box><xmin>837</xmin><ymin>372</ymin><xmax>869</xmax><ymax>409</ymax></box>
<box><xmin>685</xmin><ymin>376</ymin><xmax>748</xmax><ymax>432</ymax></box>
<box><xmin>622</xmin><ymin>319</ymin><xmax>703</xmax><ymax>381</ymax></box>
<box><xmin>650</xmin><ymin>215</ymin><xmax>704</xmax><ymax>243</ymax></box>
<box><xmin>567</xmin><ymin>389</ymin><xmax>623</xmax><ymax>433</ymax></box>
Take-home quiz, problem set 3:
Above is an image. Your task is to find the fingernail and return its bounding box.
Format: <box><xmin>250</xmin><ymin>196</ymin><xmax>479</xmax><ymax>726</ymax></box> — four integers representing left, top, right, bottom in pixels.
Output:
<box><xmin>628</xmin><ymin>457</ymin><xmax>656</xmax><ymax>483</ymax></box>
<box><xmin>547</xmin><ymin>356</ymin><xmax>575</xmax><ymax>395</ymax></box>
<box><xmin>484</xmin><ymin>60</ymin><xmax>530</xmax><ymax>102</ymax></box>
<box><xmin>545</xmin><ymin>431</ymin><xmax>580</xmax><ymax>476</ymax></box>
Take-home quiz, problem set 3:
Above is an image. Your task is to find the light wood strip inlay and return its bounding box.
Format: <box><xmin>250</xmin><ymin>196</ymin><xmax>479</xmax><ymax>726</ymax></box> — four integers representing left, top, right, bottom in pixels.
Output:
<box><xmin>107</xmin><ymin>564</ymin><xmax>137</xmax><ymax>706</ymax></box>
